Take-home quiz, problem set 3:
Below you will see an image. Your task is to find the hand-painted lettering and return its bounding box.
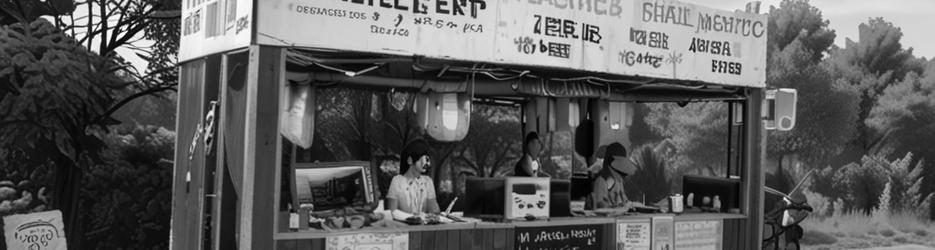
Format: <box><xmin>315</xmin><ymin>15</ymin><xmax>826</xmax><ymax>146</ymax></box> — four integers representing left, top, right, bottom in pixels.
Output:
<box><xmin>524</xmin><ymin>0</ymin><xmax>623</xmax><ymax>18</ymax></box>
<box><xmin>619</xmin><ymin>50</ymin><xmax>663</xmax><ymax>68</ymax></box>
<box><xmin>711</xmin><ymin>59</ymin><xmax>741</xmax><ymax>75</ymax></box>
<box><xmin>641</xmin><ymin>1</ymin><xmax>693</xmax><ymax>27</ymax></box>
<box><xmin>629</xmin><ymin>28</ymin><xmax>668</xmax><ymax>49</ymax></box>
<box><xmin>696</xmin><ymin>12</ymin><xmax>765</xmax><ymax>38</ymax></box>
<box><xmin>341</xmin><ymin>0</ymin><xmax>487</xmax><ymax>18</ymax></box>
<box><xmin>688</xmin><ymin>37</ymin><xmax>731</xmax><ymax>56</ymax></box>
<box><xmin>532</xmin><ymin>15</ymin><xmax>601</xmax><ymax>44</ymax></box>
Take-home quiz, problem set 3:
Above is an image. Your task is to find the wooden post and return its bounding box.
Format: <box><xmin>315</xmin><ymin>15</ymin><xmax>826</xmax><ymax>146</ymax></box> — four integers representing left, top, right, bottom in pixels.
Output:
<box><xmin>239</xmin><ymin>45</ymin><xmax>283</xmax><ymax>249</ymax></box>
<box><xmin>742</xmin><ymin>88</ymin><xmax>765</xmax><ymax>250</ymax></box>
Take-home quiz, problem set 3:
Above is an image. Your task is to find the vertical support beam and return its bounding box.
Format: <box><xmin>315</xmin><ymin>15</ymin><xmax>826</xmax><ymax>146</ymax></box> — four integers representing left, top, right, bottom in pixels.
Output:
<box><xmin>742</xmin><ymin>88</ymin><xmax>765</xmax><ymax>250</ymax></box>
<box><xmin>240</xmin><ymin>45</ymin><xmax>283</xmax><ymax>249</ymax></box>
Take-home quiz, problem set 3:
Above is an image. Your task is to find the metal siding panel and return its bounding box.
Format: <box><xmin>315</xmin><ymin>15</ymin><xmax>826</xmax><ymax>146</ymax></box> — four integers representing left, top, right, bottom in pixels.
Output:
<box><xmin>448</xmin><ymin>230</ymin><xmax>460</xmax><ymax>250</ymax></box>
<box><xmin>435</xmin><ymin>230</ymin><xmax>448</xmax><ymax>250</ymax></box>
<box><xmin>493</xmin><ymin>228</ymin><xmax>507</xmax><ymax>250</ymax></box>
<box><xmin>505</xmin><ymin>228</ymin><xmax>515</xmax><ymax>250</ymax></box>
<box><xmin>295</xmin><ymin>239</ymin><xmax>312</xmax><ymax>250</ymax></box>
<box><xmin>312</xmin><ymin>238</ymin><xmax>326</xmax><ymax>250</ymax></box>
<box><xmin>460</xmin><ymin>229</ymin><xmax>474</xmax><ymax>250</ymax></box>
<box><xmin>483</xmin><ymin>229</ymin><xmax>495</xmax><ymax>250</ymax></box>
<box><xmin>277</xmin><ymin>240</ymin><xmax>296</xmax><ymax>250</ymax></box>
<box><xmin>410</xmin><ymin>231</ymin><xmax>422</xmax><ymax>250</ymax></box>
<box><xmin>421</xmin><ymin>229</ymin><xmax>436</xmax><ymax>250</ymax></box>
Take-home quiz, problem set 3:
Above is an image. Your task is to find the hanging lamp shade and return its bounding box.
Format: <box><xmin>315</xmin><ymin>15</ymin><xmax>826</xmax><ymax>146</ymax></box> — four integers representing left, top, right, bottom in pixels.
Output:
<box><xmin>280</xmin><ymin>81</ymin><xmax>316</xmax><ymax>148</ymax></box>
<box><xmin>413</xmin><ymin>92</ymin><xmax>472</xmax><ymax>141</ymax></box>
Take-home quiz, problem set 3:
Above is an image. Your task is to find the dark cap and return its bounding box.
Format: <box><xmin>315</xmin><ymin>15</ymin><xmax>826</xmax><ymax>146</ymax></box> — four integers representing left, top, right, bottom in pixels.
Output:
<box><xmin>604</xmin><ymin>143</ymin><xmax>636</xmax><ymax>176</ymax></box>
<box><xmin>605</xmin><ymin>143</ymin><xmax>627</xmax><ymax>158</ymax></box>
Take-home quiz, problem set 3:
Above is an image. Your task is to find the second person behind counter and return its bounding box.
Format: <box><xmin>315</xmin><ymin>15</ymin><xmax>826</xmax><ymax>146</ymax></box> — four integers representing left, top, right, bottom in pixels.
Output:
<box><xmin>387</xmin><ymin>139</ymin><xmax>441</xmax><ymax>222</ymax></box>
<box><xmin>514</xmin><ymin>132</ymin><xmax>550</xmax><ymax>178</ymax></box>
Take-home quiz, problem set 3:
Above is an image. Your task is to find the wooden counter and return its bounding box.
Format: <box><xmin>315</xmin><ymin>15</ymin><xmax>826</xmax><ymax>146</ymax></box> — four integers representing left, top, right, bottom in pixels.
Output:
<box><xmin>275</xmin><ymin>212</ymin><xmax>749</xmax><ymax>250</ymax></box>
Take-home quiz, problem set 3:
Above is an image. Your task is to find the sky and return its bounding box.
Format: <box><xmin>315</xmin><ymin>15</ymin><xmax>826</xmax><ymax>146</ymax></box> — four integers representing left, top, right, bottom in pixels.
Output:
<box><xmin>681</xmin><ymin>0</ymin><xmax>935</xmax><ymax>60</ymax></box>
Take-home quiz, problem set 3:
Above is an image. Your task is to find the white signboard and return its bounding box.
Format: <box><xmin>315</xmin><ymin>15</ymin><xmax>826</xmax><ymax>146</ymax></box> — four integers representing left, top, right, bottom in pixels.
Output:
<box><xmin>3</xmin><ymin>210</ymin><xmax>67</xmax><ymax>250</ymax></box>
<box><xmin>179</xmin><ymin>0</ymin><xmax>253</xmax><ymax>61</ymax></box>
<box><xmin>494</xmin><ymin>0</ymin><xmax>624</xmax><ymax>72</ymax></box>
<box><xmin>251</xmin><ymin>0</ymin><xmax>767</xmax><ymax>87</ymax></box>
<box><xmin>257</xmin><ymin>0</ymin><xmax>499</xmax><ymax>62</ymax></box>
<box><xmin>674</xmin><ymin>220</ymin><xmax>722</xmax><ymax>250</ymax></box>
<box><xmin>326</xmin><ymin>232</ymin><xmax>409</xmax><ymax>250</ymax></box>
<box><xmin>620</xmin><ymin>0</ymin><xmax>767</xmax><ymax>87</ymax></box>
<box><xmin>617</xmin><ymin>220</ymin><xmax>651</xmax><ymax>250</ymax></box>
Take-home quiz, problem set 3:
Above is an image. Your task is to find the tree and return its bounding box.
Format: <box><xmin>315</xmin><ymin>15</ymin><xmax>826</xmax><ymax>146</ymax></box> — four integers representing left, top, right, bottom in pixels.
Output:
<box><xmin>0</xmin><ymin>0</ymin><xmax>75</xmax><ymax>25</ymax></box>
<box><xmin>643</xmin><ymin>102</ymin><xmax>729</xmax><ymax>177</ymax></box>
<box><xmin>767</xmin><ymin>0</ymin><xmax>836</xmax><ymax>63</ymax></box>
<box><xmin>866</xmin><ymin>61</ymin><xmax>935</xmax><ymax>218</ymax></box>
<box><xmin>0</xmin><ymin>19</ymin><xmax>121</xmax><ymax>247</ymax></box>
<box><xmin>80</xmin><ymin>125</ymin><xmax>174</xmax><ymax>250</ymax></box>
<box><xmin>824</xmin><ymin>17</ymin><xmax>924</xmax><ymax>154</ymax></box>
<box><xmin>765</xmin><ymin>0</ymin><xmax>859</xmax><ymax>172</ymax></box>
<box><xmin>1</xmin><ymin>1</ymin><xmax>181</xmax><ymax>247</ymax></box>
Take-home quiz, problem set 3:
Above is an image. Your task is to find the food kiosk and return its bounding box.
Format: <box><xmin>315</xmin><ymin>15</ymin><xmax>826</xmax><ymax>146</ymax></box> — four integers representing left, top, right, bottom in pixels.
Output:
<box><xmin>172</xmin><ymin>0</ymin><xmax>770</xmax><ymax>249</ymax></box>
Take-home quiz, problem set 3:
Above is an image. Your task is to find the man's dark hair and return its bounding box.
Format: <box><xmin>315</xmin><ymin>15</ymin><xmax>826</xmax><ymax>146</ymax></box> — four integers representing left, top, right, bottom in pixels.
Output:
<box><xmin>400</xmin><ymin>139</ymin><xmax>430</xmax><ymax>174</ymax></box>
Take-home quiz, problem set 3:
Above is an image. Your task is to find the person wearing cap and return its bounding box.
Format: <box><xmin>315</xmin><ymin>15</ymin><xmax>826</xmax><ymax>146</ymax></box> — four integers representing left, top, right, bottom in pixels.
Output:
<box><xmin>514</xmin><ymin>132</ymin><xmax>550</xmax><ymax>177</ymax></box>
<box><xmin>387</xmin><ymin>140</ymin><xmax>441</xmax><ymax>216</ymax></box>
<box><xmin>588</xmin><ymin>142</ymin><xmax>636</xmax><ymax>209</ymax></box>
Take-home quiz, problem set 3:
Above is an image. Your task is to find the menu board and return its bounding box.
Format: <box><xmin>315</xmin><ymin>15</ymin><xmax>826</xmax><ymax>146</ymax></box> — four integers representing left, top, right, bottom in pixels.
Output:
<box><xmin>516</xmin><ymin>224</ymin><xmax>604</xmax><ymax>250</ymax></box>
<box><xmin>251</xmin><ymin>0</ymin><xmax>767</xmax><ymax>88</ymax></box>
<box><xmin>674</xmin><ymin>220</ymin><xmax>722</xmax><ymax>250</ymax></box>
<box><xmin>651</xmin><ymin>216</ymin><xmax>674</xmax><ymax>250</ymax></box>
<box><xmin>617</xmin><ymin>221</ymin><xmax>651</xmax><ymax>250</ymax></box>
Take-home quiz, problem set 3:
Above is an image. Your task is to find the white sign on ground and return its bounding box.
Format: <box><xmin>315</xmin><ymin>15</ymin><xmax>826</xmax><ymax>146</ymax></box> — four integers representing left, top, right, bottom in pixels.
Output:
<box><xmin>3</xmin><ymin>210</ymin><xmax>68</xmax><ymax>250</ymax></box>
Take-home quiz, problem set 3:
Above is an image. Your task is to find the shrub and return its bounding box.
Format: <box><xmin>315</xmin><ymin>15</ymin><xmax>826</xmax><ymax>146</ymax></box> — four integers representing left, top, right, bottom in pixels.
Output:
<box><xmin>880</xmin><ymin>229</ymin><xmax>895</xmax><ymax>237</ymax></box>
<box><xmin>832</xmin><ymin>156</ymin><xmax>888</xmax><ymax>214</ymax></box>
<box><xmin>801</xmin><ymin>230</ymin><xmax>837</xmax><ymax>245</ymax></box>
<box><xmin>894</xmin><ymin>237</ymin><xmax>908</xmax><ymax>243</ymax></box>
<box><xmin>804</xmin><ymin>187</ymin><xmax>831</xmax><ymax>217</ymax></box>
<box><xmin>915</xmin><ymin>230</ymin><xmax>928</xmax><ymax>237</ymax></box>
<box><xmin>625</xmin><ymin>143</ymin><xmax>672</xmax><ymax>204</ymax></box>
<box><xmin>78</xmin><ymin>125</ymin><xmax>175</xmax><ymax>250</ymax></box>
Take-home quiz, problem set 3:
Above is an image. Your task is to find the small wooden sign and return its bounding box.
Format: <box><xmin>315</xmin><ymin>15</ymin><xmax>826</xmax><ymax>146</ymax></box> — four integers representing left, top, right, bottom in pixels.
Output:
<box><xmin>3</xmin><ymin>210</ymin><xmax>68</xmax><ymax>250</ymax></box>
<box><xmin>515</xmin><ymin>224</ymin><xmax>604</xmax><ymax>250</ymax></box>
<box><xmin>326</xmin><ymin>232</ymin><xmax>408</xmax><ymax>250</ymax></box>
<box><xmin>617</xmin><ymin>220</ymin><xmax>651</xmax><ymax>250</ymax></box>
<box><xmin>651</xmin><ymin>216</ymin><xmax>674</xmax><ymax>250</ymax></box>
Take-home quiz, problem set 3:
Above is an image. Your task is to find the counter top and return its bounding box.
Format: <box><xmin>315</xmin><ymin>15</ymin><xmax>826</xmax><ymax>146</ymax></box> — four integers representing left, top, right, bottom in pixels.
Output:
<box><xmin>274</xmin><ymin>212</ymin><xmax>746</xmax><ymax>240</ymax></box>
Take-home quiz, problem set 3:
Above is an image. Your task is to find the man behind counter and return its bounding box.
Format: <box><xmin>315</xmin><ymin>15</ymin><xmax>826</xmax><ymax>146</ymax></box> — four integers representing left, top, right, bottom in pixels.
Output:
<box><xmin>387</xmin><ymin>140</ymin><xmax>441</xmax><ymax>222</ymax></box>
<box><xmin>588</xmin><ymin>142</ymin><xmax>637</xmax><ymax>210</ymax></box>
<box><xmin>514</xmin><ymin>132</ymin><xmax>551</xmax><ymax>177</ymax></box>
